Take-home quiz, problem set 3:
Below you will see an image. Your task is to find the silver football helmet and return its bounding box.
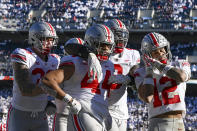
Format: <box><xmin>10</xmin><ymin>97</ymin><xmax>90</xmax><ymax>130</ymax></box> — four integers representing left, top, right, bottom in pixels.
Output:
<box><xmin>64</xmin><ymin>38</ymin><xmax>85</xmax><ymax>55</ymax></box>
<box><xmin>105</xmin><ymin>19</ymin><xmax>129</xmax><ymax>53</ymax></box>
<box><xmin>141</xmin><ymin>32</ymin><xmax>172</xmax><ymax>62</ymax></box>
<box><xmin>28</xmin><ymin>21</ymin><xmax>58</xmax><ymax>55</ymax></box>
<box><xmin>65</xmin><ymin>38</ymin><xmax>84</xmax><ymax>46</ymax></box>
<box><xmin>84</xmin><ymin>24</ymin><xmax>115</xmax><ymax>61</ymax></box>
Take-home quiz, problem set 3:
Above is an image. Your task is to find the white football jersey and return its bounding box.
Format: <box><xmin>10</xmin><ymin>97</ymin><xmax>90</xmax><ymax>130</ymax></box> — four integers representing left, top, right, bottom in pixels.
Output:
<box><xmin>108</xmin><ymin>48</ymin><xmax>140</xmax><ymax>119</ymax></box>
<box><xmin>134</xmin><ymin>59</ymin><xmax>191</xmax><ymax>119</ymax></box>
<box><xmin>11</xmin><ymin>48</ymin><xmax>60</xmax><ymax>112</ymax></box>
<box><xmin>55</xmin><ymin>55</ymin><xmax>115</xmax><ymax>119</ymax></box>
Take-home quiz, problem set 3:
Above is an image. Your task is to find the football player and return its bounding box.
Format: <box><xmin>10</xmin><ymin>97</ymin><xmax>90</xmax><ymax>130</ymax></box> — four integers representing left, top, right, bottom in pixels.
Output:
<box><xmin>63</xmin><ymin>19</ymin><xmax>141</xmax><ymax>131</ymax></box>
<box><xmin>51</xmin><ymin>37</ymin><xmax>85</xmax><ymax>131</ymax></box>
<box><xmin>105</xmin><ymin>19</ymin><xmax>140</xmax><ymax>131</ymax></box>
<box><xmin>7</xmin><ymin>21</ymin><xmax>60</xmax><ymax>131</ymax></box>
<box><xmin>40</xmin><ymin>24</ymin><xmax>119</xmax><ymax>131</ymax></box>
<box><xmin>52</xmin><ymin>37</ymin><xmax>101</xmax><ymax>131</ymax></box>
<box><xmin>134</xmin><ymin>32</ymin><xmax>191</xmax><ymax>131</ymax></box>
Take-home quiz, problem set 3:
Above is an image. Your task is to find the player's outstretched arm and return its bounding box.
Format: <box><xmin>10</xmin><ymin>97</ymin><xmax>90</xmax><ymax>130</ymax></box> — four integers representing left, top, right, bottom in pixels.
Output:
<box><xmin>41</xmin><ymin>64</ymin><xmax>82</xmax><ymax>114</ymax></box>
<box><xmin>143</xmin><ymin>54</ymin><xmax>190</xmax><ymax>82</ymax></box>
<box><xmin>13</xmin><ymin>62</ymin><xmax>44</xmax><ymax>96</ymax></box>
<box><xmin>165</xmin><ymin>67</ymin><xmax>190</xmax><ymax>82</ymax></box>
<box><xmin>41</xmin><ymin>64</ymin><xmax>75</xmax><ymax>99</ymax></box>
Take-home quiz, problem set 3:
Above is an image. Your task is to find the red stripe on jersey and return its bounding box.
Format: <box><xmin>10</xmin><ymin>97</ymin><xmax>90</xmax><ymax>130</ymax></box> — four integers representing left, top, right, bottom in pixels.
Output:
<box><xmin>104</xmin><ymin>25</ymin><xmax>111</xmax><ymax>42</ymax></box>
<box><xmin>149</xmin><ymin>33</ymin><xmax>159</xmax><ymax>47</ymax></box>
<box><xmin>11</xmin><ymin>54</ymin><xmax>26</xmax><ymax>61</ymax></box>
<box><xmin>23</xmin><ymin>49</ymin><xmax>33</xmax><ymax>55</ymax></box>
<box><xmin>46</xmin><ymin>22</ymin><xmax>54</xmax><ymax>35</ymax></box>
<box><xmin>116</xmin><ymin>19</ymin><xmax>123</xmax><ymax>28</ymax></box>
<box><xmin>73</xmin><ymin>115</ymin><xmax>82</xmax><ymax>131</ymax></box>
<box><xmin>76</xmin><ymin>38</ymin><xmax>83</xmax><ymax>45</ymax></box>
<box><xmin>59</xmin><ymin>62</ymin><xmax>74</xmax><ymax>67</ymax></box>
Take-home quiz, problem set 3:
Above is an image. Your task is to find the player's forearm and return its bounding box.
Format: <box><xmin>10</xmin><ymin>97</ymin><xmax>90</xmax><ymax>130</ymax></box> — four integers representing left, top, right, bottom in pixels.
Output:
<box><xmin>41</xmin><ymin>77</ymin><xmax>66</xmax><ymax>100</ymax></box>
<box><xmin>166</xmin><ymin>67</ymin><xmax>188</xmax><ymax>82</ymax></box>
<box><xmin>13</xmin><ymin>64</ymin><xmax>43</xmax><ymax>96</ymax></box>
<box><xmin>152</xmin><ymin>62</ymin><xmax>188</xmax><ymax>82</ymax></box>
<box><xmin>15</xmin><ymin>79</ymin><xmax>44</xmax><ymax>96</ymax></box>
<box><xmin>138</xmin><ymin>80</ymin><xmax>154</xmax><ymax>103</ymax></box>
<box><xmin>22</xmin><ymin>85</ymin><xmax>44</xmax><ymax>96</ymax></box>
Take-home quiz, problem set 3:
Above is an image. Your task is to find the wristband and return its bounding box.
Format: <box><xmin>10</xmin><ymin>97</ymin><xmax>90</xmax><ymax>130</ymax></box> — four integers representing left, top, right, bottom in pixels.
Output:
<box><xmin>162</xmin><ymin>65</ymin><xmax>173</xmax><ymax>74</ymax></box>
<box><xmin>63</xmin><ymin>94</ymin><xmax>73</xmax><ymax>103</ymax></box>
<box><xmin>143</xmin><ymin>78</ymin><xmax>154</xmax><ymax>85</ymax></box>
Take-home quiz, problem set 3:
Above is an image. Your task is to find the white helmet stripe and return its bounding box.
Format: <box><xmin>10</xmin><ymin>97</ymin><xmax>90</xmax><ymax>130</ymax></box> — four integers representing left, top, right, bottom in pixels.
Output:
<box><xmin>103</xmin><ymin>25</ymin><xmax>111</xmax><ymax>42</ymax></box>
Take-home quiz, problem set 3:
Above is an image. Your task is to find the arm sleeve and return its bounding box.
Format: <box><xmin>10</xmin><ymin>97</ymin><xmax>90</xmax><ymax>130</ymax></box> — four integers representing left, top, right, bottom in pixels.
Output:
<box><xmin>64</xmin><ymin>44</ymin><xmax>96</xmax><ymax>59</ymax></box>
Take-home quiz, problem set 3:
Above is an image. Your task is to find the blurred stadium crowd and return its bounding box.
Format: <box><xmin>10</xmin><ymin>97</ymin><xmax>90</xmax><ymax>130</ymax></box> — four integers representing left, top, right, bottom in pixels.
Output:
<box><xmin>0</xmin><ymin>0</ymin><xmax>197</xmax><ymax>131</ymax></box>
<box><xmin>1</xmin><ymin>0</ymin><xmax>197</xmax><ymax>30</ymax></box>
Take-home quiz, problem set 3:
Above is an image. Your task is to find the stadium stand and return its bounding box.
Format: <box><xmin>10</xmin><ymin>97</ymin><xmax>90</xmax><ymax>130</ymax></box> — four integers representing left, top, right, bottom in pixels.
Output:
<box><xmin>0</xmin><ymin>0</ymin><xmax>196</xmax><ymax>30</ymax></box>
